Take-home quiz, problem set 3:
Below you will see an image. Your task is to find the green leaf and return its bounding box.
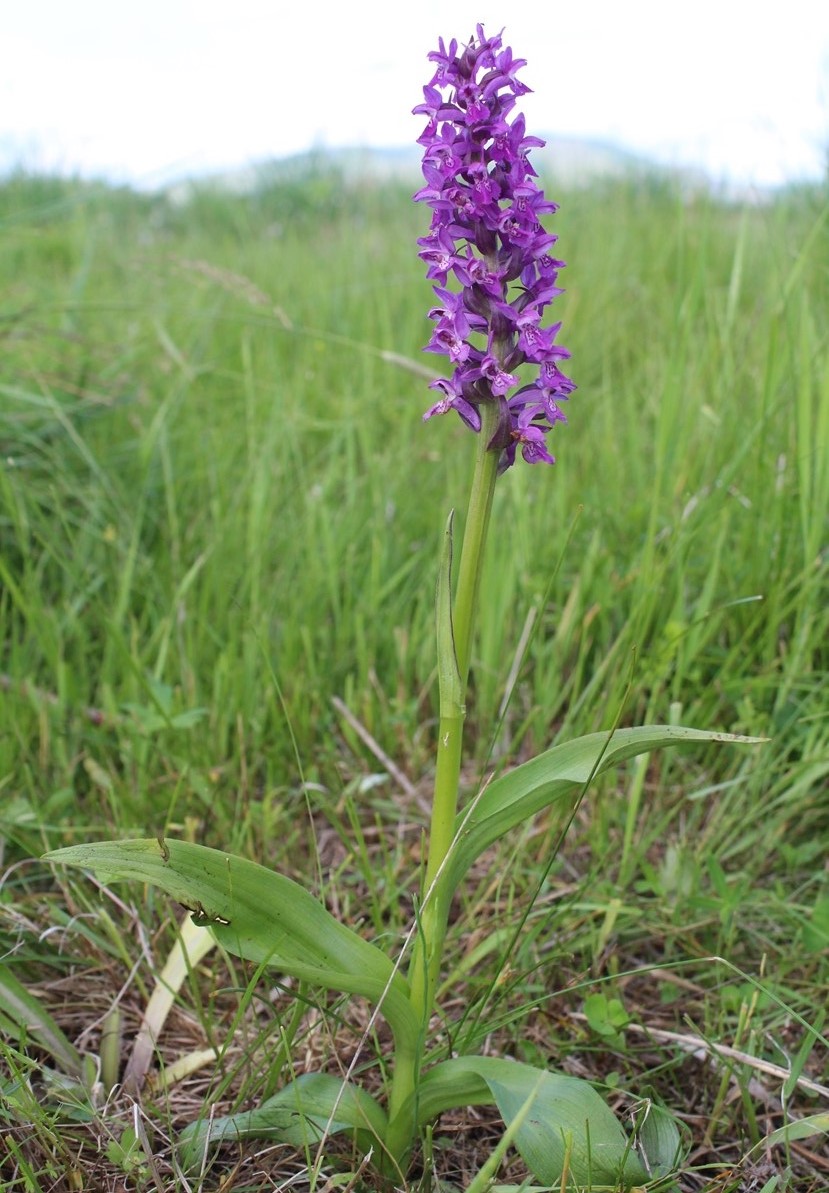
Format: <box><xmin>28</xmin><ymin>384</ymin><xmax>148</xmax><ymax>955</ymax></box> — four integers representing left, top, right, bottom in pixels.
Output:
<box><xmin>436</xmin><ymin>510</ymin><xmax>463</xmax><ymax>720</ymax></box>
<box><xmin>446</xmin><ymin>726</ymin><xmax>764</xmax><ymax>893</ymax></box>
<box><xmin>44</xmin><ymin>838</ymin><xmax>418</xmax><ymax>1047</ymax></box>
<box><xmin>413</xmin><ymin>1056</ymin><xmax>655</xmax><ymax>1186</ymax></box>
<box><xmin>632</xmin><ymin>1101</ymin><xmax>682</xmax><ymax>1177</ymax></box>
<box><xmin>801</xmin><ymin>894</ymin><xmax>829</xmax><ymax>953</ymax></box>
<box><xmin>584</xmin><ymin>992</ymin><xmax>631</xmax><ymax>1047</ymax></box>
<box><xmin>0</xmin><ymin>963</ymin><xmax>84</xmax><ymax>1078</ymax></box>
<box><xmin>177</xmin><ymin>1072</ymin><xmax>388</xmax><ymax>1172</ymax></box>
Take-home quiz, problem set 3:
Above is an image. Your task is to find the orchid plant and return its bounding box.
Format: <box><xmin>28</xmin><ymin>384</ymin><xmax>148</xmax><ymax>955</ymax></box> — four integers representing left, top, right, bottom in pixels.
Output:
<box><xmin>46</xmin><ymin>26</ymin><xmax>760</xmax><ymax>1189</ymax></box>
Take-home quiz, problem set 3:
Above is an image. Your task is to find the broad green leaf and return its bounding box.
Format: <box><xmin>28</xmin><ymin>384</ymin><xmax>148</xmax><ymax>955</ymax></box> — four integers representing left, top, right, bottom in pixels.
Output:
<box><xmin>0</xmin><ymin>963</ymin><xmax>83</xmax><ymax>1078</ymax></box>
<box><xmin>463</xmin><ymin>1074</ymin><xmax>546</xmax><ymax>1193</ymax></box>
<box><xmin>177</xmin><ymin>1071</ymin><xmax>388</xmax><ymax>1171</ymax></box>
<box><xmin>414</xmin><ymin>1056</ymin><xmax>653</xmax><ymax>1186</ymax></box>
<box><xmin>44</xmin><ymin>839</ymin><xmax>418</xmax><ymax>1047</ymax></box>
<box><xmin>446</xmin><ymin>726</ymin><xmax>764</xmax><ymax>893</ymax></box>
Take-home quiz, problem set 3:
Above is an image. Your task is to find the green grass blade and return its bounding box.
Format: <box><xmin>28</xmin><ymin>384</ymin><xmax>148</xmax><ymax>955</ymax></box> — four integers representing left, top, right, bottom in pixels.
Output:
<box><xmin>0</xmin><ymin>964</ymin><xmax>84</xmax><ymax>1079</ymax></box>
<box><xmin>749</xmin><ymin>1112</ymin><xmax>829</xmax><ymax>1158</ymax></box>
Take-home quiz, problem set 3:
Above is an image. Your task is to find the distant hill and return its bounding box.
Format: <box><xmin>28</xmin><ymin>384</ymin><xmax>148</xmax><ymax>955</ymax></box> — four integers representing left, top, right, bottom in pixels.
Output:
<box><xmin>164</xmin><ymin>136</ymin><xmax>692</xmax><ymax>203</ymax></box>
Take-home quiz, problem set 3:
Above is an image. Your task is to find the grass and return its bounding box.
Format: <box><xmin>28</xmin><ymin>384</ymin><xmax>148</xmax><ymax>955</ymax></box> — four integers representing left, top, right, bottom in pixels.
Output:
<box><xmin>0</xmin><ymin>163</ymin><xmax>827</xmax><ymax>1191</ymax></box>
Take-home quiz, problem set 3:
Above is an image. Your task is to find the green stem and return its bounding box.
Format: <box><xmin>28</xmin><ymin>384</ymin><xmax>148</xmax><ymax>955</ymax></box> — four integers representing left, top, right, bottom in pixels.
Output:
<box><xmin>384</xmin><ymin>402</ymin><xmax>500</xmax><ymax>1168</ymax></box>
<box><xmin>418</xmin><ymin>399</ymin><xmax>500</xmax><ymax>977</ymax></box>
<box><xmin>451</xmin><ymin>404</ymin><xmax>501</xmax><ymax>691</ymax></box>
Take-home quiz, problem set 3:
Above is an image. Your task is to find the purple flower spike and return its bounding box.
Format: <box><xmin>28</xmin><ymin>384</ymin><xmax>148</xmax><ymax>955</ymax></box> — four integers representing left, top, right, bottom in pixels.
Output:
<box><xmin>414</xmin><ymin>25</ymin><xmax>575</xmax><ymax>469</ymax></box>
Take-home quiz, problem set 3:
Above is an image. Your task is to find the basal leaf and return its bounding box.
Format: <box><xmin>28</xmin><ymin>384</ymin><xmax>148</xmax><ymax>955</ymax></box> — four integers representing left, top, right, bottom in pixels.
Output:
<box><xmin>177</xmin><ymin>1072</ymin><xmax>388</xmax><ymax>1172</ymax></box>
<box><xmin>415</xmin><ymin>1056</ymin><xmax>653</xmax><ymax>1186</ymax></box>
<box><xmin>44</xmin><ymin>839</ymin><xmax>418</xmax><ymax>1046</ymax></box>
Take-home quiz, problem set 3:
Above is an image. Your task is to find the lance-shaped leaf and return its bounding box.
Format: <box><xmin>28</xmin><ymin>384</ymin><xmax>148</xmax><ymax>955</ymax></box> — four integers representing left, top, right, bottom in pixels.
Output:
<box><xmin>445</xmin><ymin>726</ymin><xmax>764</xmax><ymax>894</ymax></box>
<box><xmin>411</xmin><ymin>1056</ymin><xmax>659</xmax><ymax>1187</ymax></box>
<box><xmin>177</xmin><ymin>1071</ymin><xmax>388</xmax><ymax>1172</ymax></box>
<box><xmin>44</xmin><ymin>839</ymin><xmax>418</xmax><ymax>1047</ymax></box>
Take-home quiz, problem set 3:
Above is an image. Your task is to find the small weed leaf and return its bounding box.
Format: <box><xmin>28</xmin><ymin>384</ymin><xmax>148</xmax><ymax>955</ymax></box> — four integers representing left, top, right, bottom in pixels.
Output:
<box><xmin>584</xmin><ymin>992</ymin><xmax>631</xmax><ymax>1047</ymax></box>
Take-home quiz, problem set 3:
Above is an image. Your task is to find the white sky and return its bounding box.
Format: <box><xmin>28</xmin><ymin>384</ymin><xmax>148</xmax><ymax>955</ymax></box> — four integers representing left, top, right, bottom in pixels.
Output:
<box><xmin>2</xmin><ymin>0</ymin><xmax>827</xmax><ymax>189</ymax></box>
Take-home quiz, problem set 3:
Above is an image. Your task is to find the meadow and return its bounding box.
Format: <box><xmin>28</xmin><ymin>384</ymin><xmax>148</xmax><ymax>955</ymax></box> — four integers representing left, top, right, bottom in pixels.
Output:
<box><xmin>0</xmin><ymin>163</ymin><xmax>827</xmax><ymax>1190</ymax></box>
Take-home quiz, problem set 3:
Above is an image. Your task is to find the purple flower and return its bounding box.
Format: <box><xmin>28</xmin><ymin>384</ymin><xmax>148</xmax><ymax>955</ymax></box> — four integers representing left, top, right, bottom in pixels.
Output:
<box><xmin>414</xmin><ymin>25</ymin><xmax>575</xmax><ymax>469</ymax></box>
